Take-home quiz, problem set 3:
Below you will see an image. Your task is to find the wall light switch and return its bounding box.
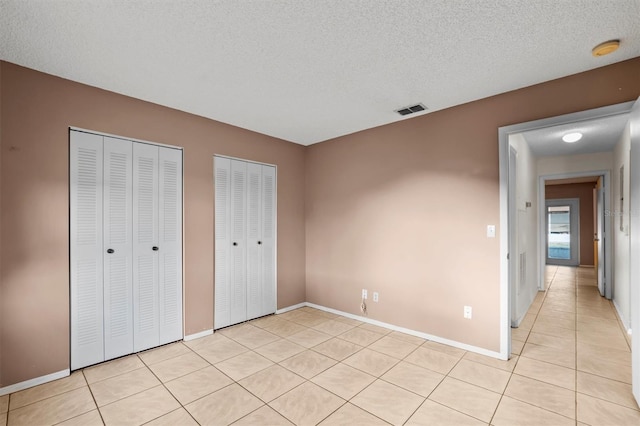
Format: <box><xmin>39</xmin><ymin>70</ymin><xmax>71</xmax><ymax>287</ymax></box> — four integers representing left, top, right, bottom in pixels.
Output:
<box><xmin>487</xmin><ymin>225</ymin><xmax>496</xmax><ymax>238</ymax></box>
<box><xmin>362</xmin><ymin>289</ymin><xmax>368</xmax><ymax>299</ymax></box>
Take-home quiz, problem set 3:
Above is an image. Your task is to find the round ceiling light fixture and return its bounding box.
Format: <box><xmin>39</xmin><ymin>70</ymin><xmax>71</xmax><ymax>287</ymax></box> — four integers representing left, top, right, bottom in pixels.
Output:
<box><xmin>592</xmin><ymin>40</ymin><xmax>620</xmax><ymax>57</ymax></box>
<box><xmin>562</xmin><ymin>132</ymin><xmax>583</xmax><ymax>143</ymax></box>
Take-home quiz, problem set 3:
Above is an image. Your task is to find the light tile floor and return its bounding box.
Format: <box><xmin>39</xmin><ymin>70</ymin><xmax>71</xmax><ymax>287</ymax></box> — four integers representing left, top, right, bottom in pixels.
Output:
<box><xmin>2</xmin><ymin>266</ymin><xmax>638</xmax><ymax>425</ymax></box>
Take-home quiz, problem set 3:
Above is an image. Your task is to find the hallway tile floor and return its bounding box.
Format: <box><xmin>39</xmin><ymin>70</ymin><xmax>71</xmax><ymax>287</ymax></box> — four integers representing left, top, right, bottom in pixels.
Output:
<box><xmin>1</xmin><ymin>266</ymin><xmax>638</xmax><ymax>425</ymax></box>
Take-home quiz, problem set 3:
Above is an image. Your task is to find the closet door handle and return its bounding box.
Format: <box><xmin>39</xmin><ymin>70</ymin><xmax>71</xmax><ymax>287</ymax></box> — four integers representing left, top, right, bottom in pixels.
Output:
<box><xmin>152</xmin><ymin>246</ymin><xmax>159</xmax><ymax>251</ymax></box>
<box><xmin>257</xmin><ymin>241</ymin><xmax>262</xmax><ymax>245</ymax></box>
<box><xmin>107</xmin><ymin>249</ymin><xmax>115</xmax><ymax>254</ymax></box>
<box><xmin>233</xmin><ymin>242</ymin><xmax>238</xmax><ymax>246</ymax></box>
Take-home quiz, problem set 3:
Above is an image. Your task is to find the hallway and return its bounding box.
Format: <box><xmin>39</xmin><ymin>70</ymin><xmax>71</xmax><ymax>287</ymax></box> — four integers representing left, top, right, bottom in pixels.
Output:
<box><xmin>509</xmin><ymin>265</ymin><xmax>639</xmax><ymax>424</ymax></box>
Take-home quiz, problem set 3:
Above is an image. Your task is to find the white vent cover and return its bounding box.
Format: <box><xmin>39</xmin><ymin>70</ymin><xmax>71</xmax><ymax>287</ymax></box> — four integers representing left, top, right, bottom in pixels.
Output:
<box><xmin>395</xmin><ymin>103</ymin><xmax>427</xmax><ymax>116</ymax></box>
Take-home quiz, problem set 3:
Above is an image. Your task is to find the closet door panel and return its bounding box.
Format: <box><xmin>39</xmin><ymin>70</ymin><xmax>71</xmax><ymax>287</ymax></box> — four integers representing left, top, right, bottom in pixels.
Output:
<box><xmin>70</xmin><ymin>131</ymin><xmax>105</xmax><ymax>370</ymax></box>
<box><xmin>133</xmin><ymin>143</ymin><xmax>160</xmax><ymax>352</ymax></box>
<box><xmin>261</xmin><ymin>165</ymin><xmax>277</xmax><ymax>316</ymax></box>
<box><xmin>103</xmin><ymin>137</ymin><xmax>134</xmax><ymax>360</ymax></box>
<box><xmin>159</xmin><ymin>147</ymin><xmax>183</xmax><ymax>343</ymax></box>
<box><xmin>230</xmin><ymin>160</ymin><xmax>248</xmax><ymax>325</ymax></box>
<box><xmin>246</xmin><ymin>163</ymin><xmax>263</xmax><ymax>320</ymax></box>
<box><xmin>214</xmin><ymin>157</ymin><xmax>232</xmax><ymax>329</ymax></box>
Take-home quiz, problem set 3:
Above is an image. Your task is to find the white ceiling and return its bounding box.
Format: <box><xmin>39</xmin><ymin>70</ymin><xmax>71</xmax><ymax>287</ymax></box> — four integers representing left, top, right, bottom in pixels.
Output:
<box><xmin>522</xmin><ymin>112</ymin><xmax>630</xmax><ymax>157</ymax></box>
<box><xmin>1</xmin><ymin>1</ymin><xmax>639</xmax><ymax>145</ymax></box>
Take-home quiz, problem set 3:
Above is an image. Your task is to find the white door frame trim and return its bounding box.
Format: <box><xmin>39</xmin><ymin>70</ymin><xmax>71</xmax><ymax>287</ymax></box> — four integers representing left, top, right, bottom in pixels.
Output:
<box><xmin>497</xmin><ymin>100</ymin><xmax>634</xmax><ymax>360</ymax></box>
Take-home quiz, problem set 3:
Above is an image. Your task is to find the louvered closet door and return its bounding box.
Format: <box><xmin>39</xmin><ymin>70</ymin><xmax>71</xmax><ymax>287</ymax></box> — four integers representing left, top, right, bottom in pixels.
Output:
<box><xmin>70</xmin><ymin>131</ymin><xmax>105</xmax><ymax>370</ymax></box>
<box><xmin>103</xmin><ymin>137</ymin><xmax>134</xmax><ymax>360</ymax></box>
<box><xmin>246</xmin><ymin>163</ymin><xmax>264</xmax><ymax>320</ymax></box>
<box><xmin>230</xmin><ymin>159</ymin><xmax>248</xmax><ymax>325</ymax></box>
<box><xmin>132</xmin><ymin>143</ymin><xmax>159</xmax><ymax>352</ymax></box>
<box><xmin>158</xmin><ymin>147</ymin><xmax>183</xmax><ymax>344</ymax></box>
<box><xmin>214</xmin><ymin>157</ymin><xmax>232</xmax><ymax>328</ymax></box>
<box><xmin>260</xmin><ymin>165</ymin><xmax>277</xmax><ymax>316</ymax></box>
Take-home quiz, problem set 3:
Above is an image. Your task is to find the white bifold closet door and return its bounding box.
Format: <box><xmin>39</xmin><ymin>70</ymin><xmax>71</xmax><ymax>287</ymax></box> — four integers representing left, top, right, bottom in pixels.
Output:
<box><xmin>214</xmin><ymin>156</ymin><xmax>276</xmax><ymax>329</ymax></box>
<box><xmin>71</xmin><ymin>130</ymin><xmax>182</xmax><ymax>370</ymax></box>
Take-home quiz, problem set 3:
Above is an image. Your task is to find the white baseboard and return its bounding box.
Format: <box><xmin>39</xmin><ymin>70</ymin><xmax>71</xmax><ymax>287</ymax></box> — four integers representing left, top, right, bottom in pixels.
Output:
<box><xmin>184</xmin><ymin>329</ymin><xmax>213</xmax><ymax>341</ymax></box>
<box><xmin>0</xmin><ymin>369</ymin><xmax>70</xmax><ymax>396</ymax></box>
<box><xmin>304</xmin><ymin>302</ymin><xmax>503</xmax><ymax>360</ymax></box>
<box><xmin>276</xmin><ymin>302</ymin><xmax>306</xmax><ymax>314</ymax></box>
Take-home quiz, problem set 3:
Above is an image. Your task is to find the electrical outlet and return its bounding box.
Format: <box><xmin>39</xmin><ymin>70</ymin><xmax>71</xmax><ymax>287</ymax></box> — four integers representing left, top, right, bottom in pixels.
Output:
<box><xmin>373</xmin><ymin>292</ymin><xmax>379</xmax><ymax>302</ymax></box>
<box><xmin>362</xmin><ymin>289</ymin><xmax>368</xmax><ymax>299</ymax></box>
<box><xmin>464</xmin><ymin>305</ymin><xmax>472</xmax><ymax>319</ymax></box>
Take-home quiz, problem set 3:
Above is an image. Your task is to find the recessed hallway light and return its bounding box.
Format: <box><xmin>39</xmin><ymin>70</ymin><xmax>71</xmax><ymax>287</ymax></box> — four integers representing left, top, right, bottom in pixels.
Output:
<box><xmin>562</xmin><ymin>132</ymin><xmax>583</xmax><ymax>143</ymax></box>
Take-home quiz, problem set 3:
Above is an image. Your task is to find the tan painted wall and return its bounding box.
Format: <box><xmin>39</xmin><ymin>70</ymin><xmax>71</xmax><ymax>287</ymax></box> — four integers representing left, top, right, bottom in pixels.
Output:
<box><xmin>0</xmin><ymin>62</ymin><xmax>306</xmax><ymax>387</ymax></box>
<box><xmin>545</xmin><ymin>183</ymin><xmax>596</xmax><ymax>266</ymax></box>
<box><xmin>305</xmin><ymin>58</ymin><xmax>640</xmax><ymax>352</ymax></box>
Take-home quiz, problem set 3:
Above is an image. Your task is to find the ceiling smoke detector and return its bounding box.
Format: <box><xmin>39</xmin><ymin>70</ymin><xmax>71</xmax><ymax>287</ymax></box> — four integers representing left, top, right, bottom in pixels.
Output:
<box><xmin>396</xmin><ymin>103</ymin><xmax>427</xmax><ymax>116</ymax></box>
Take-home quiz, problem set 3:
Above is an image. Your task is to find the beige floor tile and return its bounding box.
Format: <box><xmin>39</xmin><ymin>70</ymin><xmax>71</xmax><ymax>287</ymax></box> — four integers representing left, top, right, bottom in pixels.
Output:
<box><xmin>1</xmin><ymin>412</ymin><xmax>6</xmax><ymax>426</ymax></box>
<box><xmin>270</xmin><ymin>382</ymin><xmax>345</xmax><ymax>425</ymax></box>
<box><xmin>406</xmin><ymin>400</ymin><xmax>485</xmax><ymax>425</ymax></box>
<box><xmin>217</xmin><ymin>323</ymin><xmax>257</xmax><ymax>339</ymax></box>
<box><xmin>228</xmin><ymin>326</ymin><xmax>281</xmax><ymax>349</ymax></box>
<box><xmin>7</xmin><ymin>387</ymin><xmax>95</xmax><ymax>426</ymax></box>
<box><xmin>577</xmin><ymin>329</ymin><xmax>629</xmax><ymax>351</ymax></box>
<box><xmin>422</xmin><ymin>341</ymin><xmax>467</xmax><ymax>358</ymax></box>
<box><xmin>9</xmin><ymin>372</ymin><xmax>86</xmax><ymax>410</ymax></box>
<box><xmin>164</xmin><ymin>365</ymin><xmax>233</xmax><ymax>405</ymax></box>
<box><xmin>511</xmin><ymin>327</ymin><xmax>530</xmax><ymax>342</ymax></box>
<box><xmin>138</xmin><ymin>342</ymin><xmax>191</xmax><ymax>366</ymax></box>
<box><xmin>254</xmin><ymin>339</ymin><xmax>305</xmax><ymax>363</ymax></box>
<box><xmin>55</xmin><ymin>409</ymin><xmax>103</xmax><ymax>426</ymax></box>
<box><xmin>428</xmin><ymin>377</ymin><xmax>500</xmax><ymax>423</ymax></box>
<box><xmin>513</xmin><ymin>356</ymin><xmax>575</xmax><ymax>390</ymax></box>
<box><xmin>343</xmin><ymin>348</ymin><xmax>399</xmax><ymax>377</ymax></box>
<box><xmin>312</xmin><ymin>338</ymin><xmax>362</xmax><ymax>361</ymax></box>
<box><xmin>448</xmin><ymin>359</ymin><xmax>510</xmax><ymax>393</ymax></box>
<box><xmin>576</xmin><ymin>316</ymin><xmax>622</xmax><ymax>334</ymax></box>
<box><xmin>381</xmin><ymin>361</ymin><xmax>444</xmax><ymax>397</ymax></box>
<box><xmin>311</xmin><ymin>363</ymin><xmax>376</xmax><ymax>400</ymax></box>
<box><xmin>83</xmin><ymin>355</ymin><xmax>145</xmax><ymax>384</ymax></box>
<box><xmin>147</xmin><ymin>352</ymin><xmax>209</xmax><ymax>382</ymax></box>
<box><xmin>358</xmin><ymin>323</ymin><xmax>392</xmax><ymax>335</ymax></box>
<box><xmin>405</xmin><ymin>346</ymin><xmax>460</xmax><ymax>374</ymax></box>
<box><xmin>527</xmin><ymin>332</ymin><xmax>575</xmax><ymax>351</ymax></box>
<box><xmin>232</xmin><ymin>405</ymin><xmax>293</xmax><ymax>425</ymax></box>
<box><xmin>90</xmin><ymin>366</ymin><xmax>160</xmax><ymax>406</ymax></box>
<box><xmin>537</xmin><ymin>308</ymin><xmax>575</xmax><ymax>323</ymax></box>
<box><xmin>577</xmin><ymin>393</ymin><xmax>640</xmax><ymax>425</ymax></box>
<box><xmin>99</xmin><ymin>385</ymin><xmax>178</xmax><ymax>426</ymax></box>
<box><xmin>462</xmin><ymin>352</ymin><xmax>518</xmax><ymax>372</ymax></box>
<box><xmin>261</xmin><ymin>319</ymin><xmax>307</xmax><ymax>337</ymax></box>
<box><xmin>279</xmin><ymin>350</ymin><xmax>337</xmax><ymax>379</ymax></box>
<box><xmin>388</xmin><ymin>331</ymin><xmax>426</xmax><ymax>346</ymax></box>
<box><xmin>334</xmin><ymin>316</ymin><xmax>364</xmax><ymax>327</ymax></box>
<box><xmin>368</xmin><ymin>335</ymin><xmax>419</xmax><ymax>359</ymax></box>
<box><xmin>319</xmin><ymin>403</ymin><xmax>389</xmax><ymax>425</ymax></box>
<box><xmin>286</xmin><ymin>328</ymin><xmax>332</xmax><ymax>348</ymax></box>
<box><xmin>521</xmin><ymin>342</ymin><xmax>575</xmax><ymax>369</ymax></box>
<box><xmin>351</xmin><ymin>379</ymin><xmax>424</xmax><ymax>425</ymax></box>
<box><xmin>287</xmin><ymin>312</ymin><xmax>331</xmax><ymax>328</ymax></box>
<box><xmin>504</xmin><ymin>374</ymin><xmax>575</xmax><ymax>419</ymax></box>
<box><xmin>531</xmin><ymin>322</ymin><xmax>576</xmax><ymax>338</ymax></box>
<box><xmin>338</xmin><ymin>327</ymin><xmax>384</xmax><ymax>347</ymax></box>
<box><xmin>511</xmin><ymin>339</ymin><xmax>524</xmax><ymax>355</ymax></box>
<box><xmin>492</xmin><ymin>396</ymin><xmax>574</xmax><ymax>426</ymax></box>
<box><xmin>215</xmin><ymin>351</ymin><xmax>273</xmax><ymax>381</ymax></box>
<box><xmin>577</xmin><ymin>371</ymin><xmax>638</xmax><ymax>409</ymax></box>
<box><xmin>577</xmin><ymin>353</ymin><xmax>632</xmax><ymax>384</ymax></box>
<box><xmin>0</xmin><ymin>395</ymin><xmax>7</xmax><ymax>414</ymax></box>
<box><xmin>250</xmin><ymin>314</ymin><xmax>285</xmax><ymax>329</ymax></box>
<box><xmin>145</xmin><ymin>408</ymin><xmax>198</xmax><ymax>426</ymax></box>
<box><xmin>577</xmin><ymin>341</ymin><xmax>631</xmax><ymax>366</ymax></box>
<box><xmin>183</xmin><ymin>331</ymin><xmax>228</xmax><ymax>351</ymax></box>
<box><xmin>239</xmin><ymin>365</ymin><xmax>305</xmax><ymax>402</ymax></box>
<box><xmin>195</xmin><ymin>335</ymin><xmax>249</xmax><ymax>364</ymax></box>
<box><xmin>312</xmin><ymin>319</ymin><xmax>357</xmax><ymax>336</ymax></box>
<box><xmin>186</xmin><ymin>383</ymin><xmax>263</xmax><ymax>425</ymax></box>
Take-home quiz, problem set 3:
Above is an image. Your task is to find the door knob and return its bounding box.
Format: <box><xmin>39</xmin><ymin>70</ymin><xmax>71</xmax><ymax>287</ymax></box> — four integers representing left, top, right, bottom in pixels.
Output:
<box><xmin>233</xmin><ymin>242</ymin><xmax>238</xmax><ymax>246</ymax></box>
<box><xmin>107</xmin><ymin>249</ymin><xmax>115</xmax><ymax>254</ymax></box>
<box><xmin>152</xmin><ymin>246</ymin><xmax>159</xmax><ymax>251</ymax></box>
<box><xmin>258</xmin><ymin>241</ymin><xmax>262</xmax><ymax>245</ymax></box>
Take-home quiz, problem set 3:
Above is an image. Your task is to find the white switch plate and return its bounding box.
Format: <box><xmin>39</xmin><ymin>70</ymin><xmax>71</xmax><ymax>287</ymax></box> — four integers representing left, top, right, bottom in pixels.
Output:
<box><xmin>373</xmin><ymin>292</ymin><xmax>379</xmax><ymax>302</ymax></box>
<box><xmin>362</xmin><ymin>289</ymin><xmax>368</xmax><ymax>299</ymax></box>
<box><xmin>487</xmin><ymin>225</ymin><xmax>496</xmax><ymax>238</ymax></box>
<box><xmin>464</xmin><ymin>305</ymin><xmax>472</xmax><ymax>319</ymax></box>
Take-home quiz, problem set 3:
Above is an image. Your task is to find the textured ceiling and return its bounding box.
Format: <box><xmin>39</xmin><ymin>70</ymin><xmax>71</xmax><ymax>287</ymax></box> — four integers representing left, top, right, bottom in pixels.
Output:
<box><xmin>522</xmin><ymin>112</ymin><xmax>630</xmax><ymax>157</ymax></box>
<box><xmin>1</xmin><ymin>1</ymin><xmax>639</xmax><ymax>145</ymax></box>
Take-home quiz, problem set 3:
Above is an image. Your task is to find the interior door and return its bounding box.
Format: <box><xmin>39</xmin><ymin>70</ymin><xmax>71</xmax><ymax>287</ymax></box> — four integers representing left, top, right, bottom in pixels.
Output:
<box><xmin>246</xmin><ymin>163</ymin><xmax>263</xmax><ymax>320</ymax></box>
<box><xmin>595</xmin><ymin>177</ymin><xmax>605</xmax><ymax>296</ymax></box>
<box><xmin>628</xmin><ymin>97</ymin><xmax>640</xmax><ymax>406</ymax></box>
<box><xmin>230</xmin><ymin>159</ymin><xmax>248</xmax><ymax>326</ymax></box>
<box><xmin>214</xmin><ymin>157</ymin><xmax>232</xmax><ymax>328</ymax></box>
<box><xmin>545</xmin><ymin>198</ymin><xmax>579</xmax><ymax>266</ymax></box>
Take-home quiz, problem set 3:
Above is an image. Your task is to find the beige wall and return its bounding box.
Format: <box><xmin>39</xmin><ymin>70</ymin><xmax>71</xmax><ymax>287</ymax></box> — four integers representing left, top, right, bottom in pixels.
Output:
<box><xmin>545</xmin><ymin>183</ymin><xmax>596</xmax><ymax>266</ymax></box>
<box><xmin>305</xmin><ymin>58</ymin><xmax>640</xmax><ymax>353</ymax></box>
<box><xmin>0</xmin><ymin>62</ymin><xmax>306</xmax><ymax>387</ymax></box>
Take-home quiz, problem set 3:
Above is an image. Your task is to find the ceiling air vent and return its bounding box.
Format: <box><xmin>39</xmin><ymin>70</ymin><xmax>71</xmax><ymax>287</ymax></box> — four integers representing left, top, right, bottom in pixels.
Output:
<box><xmin>395</xmin><ymin>103</ymin><xmax>427</xmax><ymax>116</ymax></box>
